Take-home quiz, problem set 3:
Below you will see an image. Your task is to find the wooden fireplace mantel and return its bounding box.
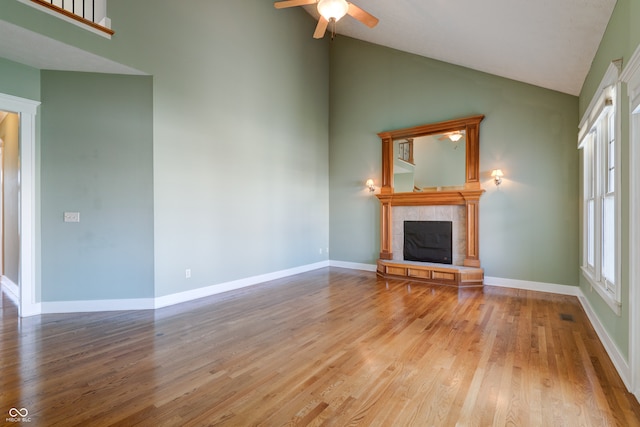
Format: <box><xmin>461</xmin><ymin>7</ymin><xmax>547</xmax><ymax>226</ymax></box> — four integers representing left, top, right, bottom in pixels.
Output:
<box><xmin>375</xmin><ymin>187</ymin><xmax>484</xmax><ymax>206</ymax></box>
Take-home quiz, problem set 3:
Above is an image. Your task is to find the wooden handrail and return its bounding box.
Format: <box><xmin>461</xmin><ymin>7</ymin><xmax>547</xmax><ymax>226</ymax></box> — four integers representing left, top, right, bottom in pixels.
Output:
<box><xmin>30</xmin><ymin>0</ymin><xmax>114</xmax><ymax>36</ymax></box>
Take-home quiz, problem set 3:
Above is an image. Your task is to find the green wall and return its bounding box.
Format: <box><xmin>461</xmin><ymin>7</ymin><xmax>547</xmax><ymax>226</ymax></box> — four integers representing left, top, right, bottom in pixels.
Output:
<box><xmin>577</xmin><ymin>0</ymin><xmax>640</xmax><ymax>361</ymax></box>
<box><xmin>102</xmin><ymin>1</ymin><xmax>330</xmax><ymax>297</ymax></box>
<box><xmin>0</xmin><ymin>57</ymin><xmax>40</xmax><ymax>101</ymax></box>
<box><xmin>580</xmin><ymin>0</ymin><xmax>632</xmax><ymax>117</ymax></box>
<box><xmin>0</xmin><ymin>2</ymin><xmax>589</xmax><ymax>306</ymax></box>
<box><xmin>329</xmin><ymin>38</ymin><xmax>579</xmax><ymax>286</ymax></box>
<box><xmin>40</xmin><ymin>71</ymin><xmax>154</xmax><ymax>300</ymax></box>
<box><xmin>1</xmin><ymin>0</ymin><xmax>330</xmax><ymax>300</ymax></box>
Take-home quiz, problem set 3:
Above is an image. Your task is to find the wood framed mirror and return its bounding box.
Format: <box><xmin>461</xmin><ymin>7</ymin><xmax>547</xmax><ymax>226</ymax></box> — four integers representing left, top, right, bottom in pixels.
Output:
<box><xmin>375</xmin><ymin>115</ymin><xmax>485</xmax><ymax>267</ymax></box>
<box><xmin>377</xmin><ymin>115</ymin><xmax>484</xmax><ymax>194</ymax></box>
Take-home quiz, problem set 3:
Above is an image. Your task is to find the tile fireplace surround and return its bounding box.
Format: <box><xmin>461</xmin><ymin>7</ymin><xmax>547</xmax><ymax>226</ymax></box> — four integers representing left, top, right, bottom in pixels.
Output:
<box><xmin>393</xmin><ymin>205</ymin><xmax>466</xmax><ymax>266</ymax></box>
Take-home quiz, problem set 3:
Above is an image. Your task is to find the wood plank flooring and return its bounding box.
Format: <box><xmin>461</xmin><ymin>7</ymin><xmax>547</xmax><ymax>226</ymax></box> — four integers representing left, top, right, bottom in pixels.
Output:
<box><xmin>2</xmin><ymin>267</ymin><xmax>640</xmax><ymax>426</ymax></box>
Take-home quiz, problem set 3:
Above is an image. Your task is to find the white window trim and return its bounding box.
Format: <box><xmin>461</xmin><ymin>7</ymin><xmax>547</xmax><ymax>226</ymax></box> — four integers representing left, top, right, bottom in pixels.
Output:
<box><xmin>620</xmin><ymin>41</ymin><xmax>640</xmax><ymax>402</ymax></box>
<box><xmin>578</xmin><ymin>60</ymin><xmax>622</xmax><ymax>315</ymax></box>
<box><xmin>581</xmin><ymin>267</ymin><xmax>621</xmax><ymax>314</ymax></box>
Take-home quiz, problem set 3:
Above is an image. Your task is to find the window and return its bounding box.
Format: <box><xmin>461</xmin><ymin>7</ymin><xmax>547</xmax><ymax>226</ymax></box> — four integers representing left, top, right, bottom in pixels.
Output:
<box><xmin>579</xmin><ymin>78</ymin><xmax>620</xmax><ymax>314</ymax></box>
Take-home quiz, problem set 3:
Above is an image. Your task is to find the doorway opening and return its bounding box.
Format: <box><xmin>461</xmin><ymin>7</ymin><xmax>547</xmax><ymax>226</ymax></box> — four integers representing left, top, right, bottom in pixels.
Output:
<box><xmin>0</xmin><ymin>111</ymin><xmax>21</xmax><ymax>306</ymax></box>
<box><xmin>0</xmin><ymin>93</ymin><xmax>39</xmax><ymax>317</ymax></box>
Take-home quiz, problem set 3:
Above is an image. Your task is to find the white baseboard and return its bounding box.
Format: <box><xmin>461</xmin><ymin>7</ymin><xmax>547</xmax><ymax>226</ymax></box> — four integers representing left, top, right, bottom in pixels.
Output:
<box><xmin>41</xmin><ymin>298</ymin><xmax>155</xmax><ymax>314</ymax></box>
<box><xmin>1</xmin><ymin>276</ymin><xmax>42</xmax><ymax>316</ymax></box>
<box><xmin>577</xmin><ymin>292</ymin><xmax>631</xmax><ymax>390</ymax></box>
<box><xmin>154</xmin><ymin>261</ymin><xmax>330</xmax><ymax>309</ymax></box>
<box><xmin>1</xmin><ymin>276</ymin><xmax>19</xmax><ymax>305</ymax></box>
<box><xmin>20</xmin><ymin>302</ymin><xmax>42</xmax><ymax>317</ymax></box>
<box><xmin>34</xmin><ymin>261</ymin><xmax>330</xmax><ymax>314</ymax></box>
<box><xmin>330</xmin><ymin>260</ymin><xmax>377</xmax><ymax>272</ymax></box>
<box><xmin>484</xmin><ymin>276</ymin><xmax>581</xmax><ymax>296</ymax></box>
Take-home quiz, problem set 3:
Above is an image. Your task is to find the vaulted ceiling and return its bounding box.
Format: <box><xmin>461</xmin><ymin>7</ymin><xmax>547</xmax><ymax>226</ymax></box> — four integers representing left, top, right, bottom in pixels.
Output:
<box><xmin>0</xmin><ymin>0</ymin><xmax>617</xmax><ymax>96</ymax></box>
<box><xmin>303</xmin><ymin>0</ymin><xmax>616</xmax><ymax>95</ymax></box>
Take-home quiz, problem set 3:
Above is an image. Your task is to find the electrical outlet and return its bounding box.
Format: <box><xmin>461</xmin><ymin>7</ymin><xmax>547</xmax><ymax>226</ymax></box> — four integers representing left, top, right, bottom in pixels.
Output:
<box><xmin>319</xmin><ymin>248</ymin><xmax>323</xmax><ymax>254</ymax></box>
<box><xmin>63</xmin><ymin>212</ymin><xmax>80</xmax><ymax>223</ymax></box>
<box><xmin>185</xmin><ymin>269</ymin><xmax>191</xmax><ymax>279</ymax></box>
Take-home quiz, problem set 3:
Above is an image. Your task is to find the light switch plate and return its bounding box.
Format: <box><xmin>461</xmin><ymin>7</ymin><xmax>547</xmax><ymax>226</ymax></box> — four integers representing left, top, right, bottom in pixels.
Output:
<box><xmin>63</xmin><ymin>212</ymin><xmax>80</xmax><ymax>223</ymax></box>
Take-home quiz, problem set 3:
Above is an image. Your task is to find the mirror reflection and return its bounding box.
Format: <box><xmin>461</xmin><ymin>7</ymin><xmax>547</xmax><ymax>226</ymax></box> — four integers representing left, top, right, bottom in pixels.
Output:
<box><xmin>393</xmin><ymin>131</ymin><xmax>466</xmax><ymax>192</ymax></box>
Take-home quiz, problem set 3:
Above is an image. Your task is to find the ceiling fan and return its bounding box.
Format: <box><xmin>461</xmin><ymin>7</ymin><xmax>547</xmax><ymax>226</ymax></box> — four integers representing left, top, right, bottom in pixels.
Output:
<box><xmin>274</xmin><ymin>0</ymin><xmax>379</xmax><ymax>39</ymax></box>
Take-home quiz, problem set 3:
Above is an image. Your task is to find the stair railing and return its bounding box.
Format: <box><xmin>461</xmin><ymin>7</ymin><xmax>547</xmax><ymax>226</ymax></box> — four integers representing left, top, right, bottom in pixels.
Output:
<box><xmin>29</xmin><ymin>0</ymin><xmax>114</xmax><ymax>36</ymax></box>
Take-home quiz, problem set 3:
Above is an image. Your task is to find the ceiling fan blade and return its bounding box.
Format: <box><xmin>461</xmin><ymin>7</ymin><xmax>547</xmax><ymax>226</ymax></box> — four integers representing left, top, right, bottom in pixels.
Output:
<box><xmin>274</xmin><ymin>0</ymin><xmax>316</xmax><ymax>9</ymax></box>
<box><xmin>347</xmin><ymin>3</ymin><xmax>379</xmax><ymax>28</ymax></box>
<box><xmin>313</xmin><ymin>16</ymin><xmax>329</xmax><ymax>39</ymax></box>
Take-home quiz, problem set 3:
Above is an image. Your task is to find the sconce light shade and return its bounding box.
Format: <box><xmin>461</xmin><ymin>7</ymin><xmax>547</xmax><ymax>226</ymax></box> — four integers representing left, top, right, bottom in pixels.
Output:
<box><xmin>491</xmin><ymin>169</ymin><xmax>504</xmax><ymax>186</ymax></box>
<box><xmin>317</xmin><ymin>0</ymin><xmax>349</xmax><ymax>21</ymax></box>
<box><xmin>366</xmin><ymin>178</ymin><xmax>375</xmax><ymax>192</ymax></box>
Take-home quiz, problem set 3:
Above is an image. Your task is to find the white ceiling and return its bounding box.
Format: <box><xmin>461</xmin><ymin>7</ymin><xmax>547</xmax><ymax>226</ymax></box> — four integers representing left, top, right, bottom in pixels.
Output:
<box><xmin>306</xmin><ymin>0</ymin><xmax>616</xmax><ymax>95</ymax></box>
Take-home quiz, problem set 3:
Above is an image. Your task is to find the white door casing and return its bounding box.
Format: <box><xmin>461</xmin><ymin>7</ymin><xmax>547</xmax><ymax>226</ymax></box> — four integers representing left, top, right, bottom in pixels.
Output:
<box><xmin>0</xmin><ymin>93</ymin><xmax>39</xmax><ymax>317</ymax></box>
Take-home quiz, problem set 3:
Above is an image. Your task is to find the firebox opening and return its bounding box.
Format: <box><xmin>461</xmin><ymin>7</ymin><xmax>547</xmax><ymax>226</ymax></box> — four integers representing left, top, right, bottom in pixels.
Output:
<box><xmin>403</xmin><ymin>220</ymin><xmax>453</xmax><ymax>264</ymax></box>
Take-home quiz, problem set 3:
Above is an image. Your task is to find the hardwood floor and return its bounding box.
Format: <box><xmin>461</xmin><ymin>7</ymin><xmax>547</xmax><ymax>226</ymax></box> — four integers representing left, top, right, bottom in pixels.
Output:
<box><xmin>2</xmin><ymin>267</ymin><xmax>640</xmax><ymax>426</ymax></box>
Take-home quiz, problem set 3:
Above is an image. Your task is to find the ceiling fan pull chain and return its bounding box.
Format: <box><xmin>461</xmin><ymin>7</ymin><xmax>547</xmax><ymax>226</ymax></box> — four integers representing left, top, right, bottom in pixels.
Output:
<box><xmin>331</xmin><ymin>18</ymin><xmax>336</xmax><ymax>40</ymax></box>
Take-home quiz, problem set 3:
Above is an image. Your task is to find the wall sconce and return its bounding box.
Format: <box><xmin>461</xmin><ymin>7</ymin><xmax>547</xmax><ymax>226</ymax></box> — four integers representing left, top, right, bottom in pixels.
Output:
<box><xmin>366</xmin><ymin>178</ymin><xmax>375</xmax><ymax>192</ymax></box>
<box><xmin>491</xmin><ymin>169</ymin><xmax>504</xmax><ymax>186</ymax></box>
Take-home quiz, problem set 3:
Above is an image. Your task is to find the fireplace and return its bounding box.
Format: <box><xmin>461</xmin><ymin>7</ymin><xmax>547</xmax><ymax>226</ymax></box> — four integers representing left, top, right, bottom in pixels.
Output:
<box><xmin>376</xmin><ymin>201</ymin><xmax>484</xmax><ymax>287</ymax></box>
<box><xmin>404</xmin><ymin>221</ymin><xmax>453</xmax><ymax>264</ymax></box>
<box><xmin>375</xmin><ymin>115</ymin><xmax>485</xmax><ymax>286</ymax></box>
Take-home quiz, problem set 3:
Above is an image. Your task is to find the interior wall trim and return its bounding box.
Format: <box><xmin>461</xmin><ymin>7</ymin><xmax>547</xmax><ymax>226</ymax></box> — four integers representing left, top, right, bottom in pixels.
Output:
<box><xmin>41</xmin><ymin>298</ymin><xmax>155</xmax><ymax>314</ymax></box>
<box><xmin>153</xmin><ymin>261</ymin><xmax>330</xmax><ymax>309</ymax></box>
<box><xmin>621</xmin><ymin>41</ymin><xmax>640</xmax><ymax>401</ymax></box>
<box><xmin>484</xmin><ymin>276</ymin><xmax>581</xmax><ymax>296</ymax></box>
<box><xmin>329</xmin><ymin>260</ymin><xmax>377</xmax><ymax>272</ymax></box>
<box><xmin>35</xmin><ymin>261</ymin><xmax>331</xmax><ymax>314</ymax></box>
<box><xmin>1</xmin><ymin>276</ymin><xmax>19</xmax><ymax>304</ymax></box>
<box><xmin>577</xmin><ymin>292</ymin><xmax>631</xmax><ymax>391</ymax></box>
<box><xmin>621</xmin><ymin>43</ymin><xmax>640</xmax><ymax>110</ymax></box>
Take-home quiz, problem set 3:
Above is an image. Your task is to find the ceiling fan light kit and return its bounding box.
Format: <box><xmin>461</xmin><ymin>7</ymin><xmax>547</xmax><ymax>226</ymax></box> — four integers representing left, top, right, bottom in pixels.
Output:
<box><xmin>318</xmin><ymin>0</ymin><xmax>349</xmax><ymax>21</ymax></box>
<box><xmin>274</xmin><ymin>0</ymin><xmax>378</xmax><ymax>39</ymax></box>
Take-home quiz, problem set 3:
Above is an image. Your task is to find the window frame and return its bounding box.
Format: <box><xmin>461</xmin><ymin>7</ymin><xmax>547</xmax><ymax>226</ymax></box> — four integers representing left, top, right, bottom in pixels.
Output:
<box><xmin>578</xmin><ymin>61</ymin><xmax>622</xmax><ymax>315</ymax></box>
